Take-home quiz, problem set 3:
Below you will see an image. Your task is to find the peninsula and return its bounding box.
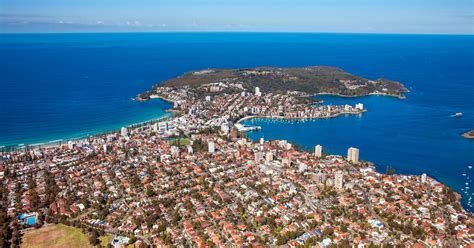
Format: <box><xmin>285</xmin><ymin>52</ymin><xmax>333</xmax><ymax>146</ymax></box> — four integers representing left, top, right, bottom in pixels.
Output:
<box><xmin>137</xmin><ymin>66</ymin><xmax>408</xmax><ymax>101</ymax></box>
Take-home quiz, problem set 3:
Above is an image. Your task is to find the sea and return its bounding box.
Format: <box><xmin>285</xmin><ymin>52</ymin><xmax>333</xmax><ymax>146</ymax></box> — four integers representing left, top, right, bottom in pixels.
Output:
<box><xmin>0</xmin><ymin>33</ymin><xmax>473</xmax><ymax>210</ymax></box>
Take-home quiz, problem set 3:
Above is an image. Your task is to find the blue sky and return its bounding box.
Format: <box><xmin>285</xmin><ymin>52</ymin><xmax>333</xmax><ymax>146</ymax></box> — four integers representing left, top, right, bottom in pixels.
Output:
<box><xmin>1</xmin><ymin>0</ymin><xmax>472</xmax><ymax>34</ymax></box>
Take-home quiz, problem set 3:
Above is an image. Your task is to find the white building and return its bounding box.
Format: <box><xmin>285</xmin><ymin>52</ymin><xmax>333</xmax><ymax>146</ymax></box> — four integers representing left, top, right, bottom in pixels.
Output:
<box><xmin>220</xmin><ymin>124</ymin><xmax>230</xmax><ymax>134</ymax></box>
<box><xmin>170</xmin><ymin>146</ymin><xmax>180</xmax><ymax>158</ymax></box>
<box><xmin>255</xmin><ymin>87</ymin><xmax>262</xmax><ymax>97</ymax></box>
<box><xmin>355</xmin><ymin>103</ymin><xmax>364</xmax><ymax>110</ymax></box>
<box><xmin>68</xmin><ymin>141</ymin><xmax>76</xmax><ymax>150</ymax></box>
<box><xmin>347</xmin><ymin>147</ymin><xmax>359</xmax><ymax>164</ymax></box>
<box><xmin>334</xmin><ymin>171</ymin><xmax>344</xmax><ymax>189</ymax></box>
<box><xmin>298</xmin><ymin>163</ymin><xmax>307</xmax><ymax>173</ymax></box>
<box><xmin>205</xmin><ymin>96</ymin><xmax>212</xmax><ymax>102</ymax></box>
<box><xmin>120</xmin><ymin>127</ymin><xmax>128</xmax><ymax>137</ymax></box>
<box><xmin>265</xmin><ymin>151</ymin><xmax>274</xmax><ymax>162</ymax></box>
<box><xmin>208</xmin><ymin>141</ymin><xmax>215</xmax><ymax>153</ymax></box>
<box><xmin>155</xmin><ymin>121</ymin><xmax>172</xmax><ymax>133</ymax></box>
<box><xmin>282</xmin><ymin>158</ymin><xmax>291</xmax><ymax>167</ymax></box>
<box><xmin>314</xmin><ymin>171</ymin><xmax>326</xmax><ymax>185</ymax></box>
<box><xmin>103</xmin><ymin>144</ymin><xmax>112</xmax><ymax>153</ymax></box>
<box><xmin>254</xmin><ymin>151</ymin><xmax>265</xmax><ymax>163</ymax></box>
<box><xmin>421</xmin><ymin>173</ymin><xmax>427</xmax><ymax>183</ymax></box>
<box><xmin>314</xmin><ymin>144</ymin><xmax>323</xmax><ymax>158</ymax></box>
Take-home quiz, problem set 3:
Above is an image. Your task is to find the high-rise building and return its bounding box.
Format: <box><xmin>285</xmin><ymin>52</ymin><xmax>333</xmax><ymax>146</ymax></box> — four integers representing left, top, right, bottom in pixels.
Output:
<box><xmin>208</xmin><ymin>141</ymin><xmax>215</xmax><ymax>153</ymax></box>
<box><xmin>347</xmin><ymin>147</ymin><xmax>359</xmax><ymax>164</ymax></box>
<box><xmin>103</xmin><ymin>144</ymin><xmax>112</xmax><ymax>153</ymax></box>
<box><xmin>121</xmin><ymin>127</ymin><xmax>128</xmax><ymax>137</ymax></box>
<box><xmin>187</xmin><ymin>146</ymin><xmax>193</xmax><ymax>155</ymax></box>
<box><xmin>334</xmin><ymin>171</ymin><xmax>344</xmax><ymax>189</ymax></box>
<box><xmin>255</xmin><ymin>87</ymin><xmax>262</xmax><ymax>97</ymax></box>
<box><xmin>314</xmin><ymin>171</ymin><xmax>326</xmax><ymax>185</ymax></box>
<box><xmin>298</xmin><ymin>163</ymin><xmax>307</xmax><ymax>172</ymax></box>
<box><xmin>255</xmin><ymin>151</ymin><xmax>264</xmax><ymax>163</ymax></box>
<box><xmin>265</xmin><ymin>152</ymin><xmax>273</xmax><ymax>162</ymax></box>
<box><xmin>421</xmin><ymin>173</ymin><xmax>427</xmax><ymax>183</ymax></box>
<box><xmin>171</xmin><ymin>146</ymin><xmax>180</xmax><ymax>158</ymax></box>
<box><xmin>314</xmin><ymin>144</ymin><xmax>323</xmax><ymax>158</ymax></box>
<box><xmin>68</xmin><ymin>141</ymin><xmax>76</xmax><ymax>150</ymax></box>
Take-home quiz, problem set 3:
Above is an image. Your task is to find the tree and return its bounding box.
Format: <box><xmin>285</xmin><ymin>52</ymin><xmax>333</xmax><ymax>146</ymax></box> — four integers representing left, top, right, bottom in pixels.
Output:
<box><xmin>128</xmin><ymin>235</ymin><xmax>137</xmax><ymax>245</ymax></box>
<box><xmin>0</xmin><ymin>182</ymin><xmax>12</xmax><ymax>248</ymax></box>
<box><xmin>89</xmin><ymin>230</ymin><xmax>100</xmax><ymax>246</ymax></box>
<box><xmin>28</xmin><ymin>175</ymin><xmax>40</xmax><ymax>211</ymax></box>
<box><xmin>146</xmin><ymin>187</ymin><xmax>156</xmax><ymax>197</ymax></box>
<box><xmin>386</xmin><ymin>166</ymin><xmax>396</xmax><ymax>175</ymax></box>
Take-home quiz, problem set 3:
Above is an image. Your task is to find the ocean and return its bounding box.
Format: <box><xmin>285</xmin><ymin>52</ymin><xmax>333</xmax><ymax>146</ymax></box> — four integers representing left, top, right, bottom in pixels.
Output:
<box><xmin>0</xmin><ymin>33</ymin><xmax>473</xmax><ymax>210</ymax></box>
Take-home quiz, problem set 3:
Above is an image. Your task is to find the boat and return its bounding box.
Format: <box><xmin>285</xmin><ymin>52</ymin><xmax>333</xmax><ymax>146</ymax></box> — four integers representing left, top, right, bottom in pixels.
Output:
<box><xmin>469</xmin><ymin>165</ymin><xmax>473</xmax><ymax>169</ymax></box>
<box><xmin>454</xmin><ymin>112</ymin><xmax>463</xmax><ymax>117</ymax></box>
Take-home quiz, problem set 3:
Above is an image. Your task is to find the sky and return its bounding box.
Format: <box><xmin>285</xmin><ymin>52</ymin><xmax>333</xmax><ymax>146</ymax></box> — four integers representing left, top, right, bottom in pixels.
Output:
<box><xmin>0</xmin><ymin>0</ymin><xmax>473</xmax><ymax>34</ymax></box>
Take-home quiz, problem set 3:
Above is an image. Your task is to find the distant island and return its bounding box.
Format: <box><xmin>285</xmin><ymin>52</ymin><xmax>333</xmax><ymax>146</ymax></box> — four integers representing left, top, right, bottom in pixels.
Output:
<box><xmin>137</xmin><ymin>66</ymin><xmax>408</xmax><ymax>101</ymax></box>
<box><xmin>463</xmin><ymin>130</ymin><xmax>474</xmax><ymax>139</ymax></box>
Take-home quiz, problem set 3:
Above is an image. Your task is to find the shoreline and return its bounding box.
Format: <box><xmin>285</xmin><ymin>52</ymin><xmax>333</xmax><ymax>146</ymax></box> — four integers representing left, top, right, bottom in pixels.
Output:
<box><xmin>1</xmin><ymin>97</ymin><xmax>175</xmax><ymax>150</ymax></box>
<box><xmin>236</xmin><ymin>109</ymin><xmax>367</xmax><ymax>124</ymax></box>
<box><xmin>313</xmin><ymin>92</ymin><xmax>407</xmax><ymax>100</ymax></box>
<box><xmin>135</xmin><ymin>94</ymin><xmax>176</xmax><ymax>104</ymax></box>
<box><xmin>1</xmin><ymin>112</ymin><xmax>173</xmax><ymax>151</ymax></box>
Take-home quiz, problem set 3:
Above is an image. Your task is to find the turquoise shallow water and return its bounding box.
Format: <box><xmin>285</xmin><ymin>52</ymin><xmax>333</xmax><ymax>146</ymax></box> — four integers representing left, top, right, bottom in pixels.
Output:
<box><xmin>0</xmin><ymin>32</ymin><xmax>473</xmax><ymax>210</ymax></box>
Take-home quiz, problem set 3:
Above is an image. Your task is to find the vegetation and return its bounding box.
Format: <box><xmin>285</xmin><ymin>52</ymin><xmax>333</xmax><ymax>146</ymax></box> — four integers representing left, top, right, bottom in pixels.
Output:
<box><xmin>386</xmin><ymin>166</ymin><xmax>396</xmax><ymax>175</ymax></box>
<box><xmin>22</xmin><ymin>224</ymin><xmax>86</xmax><ymax>248</ymax></box>
<box><xmin>21</xmin><ymin>224</ymin><xmax>110</xmax><ymax>248</ymax></box>
<box><xmin>167</xmin><ymin>137</ymin><xmax>191</xmax><ymax>147</ymax></box>
<box><xmin>140</xmin><ymin>66</ymin><xmax>407</xmax><ymax>99</ymax></box>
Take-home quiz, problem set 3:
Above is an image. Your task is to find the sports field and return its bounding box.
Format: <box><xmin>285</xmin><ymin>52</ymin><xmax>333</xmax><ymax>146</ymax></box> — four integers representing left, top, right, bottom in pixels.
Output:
<box><xmin>21</xmin><ymin>224</ymin><xmax>110</xmax><ymax>248</ymax></box>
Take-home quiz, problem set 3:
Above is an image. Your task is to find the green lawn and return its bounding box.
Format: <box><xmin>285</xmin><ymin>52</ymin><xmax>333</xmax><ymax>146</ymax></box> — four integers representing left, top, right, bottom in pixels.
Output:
<box><xmin>99</xmin><ymin>235</ymin><xmax>112</xmax><ymax>247</ymax></box>
<box><xmin>21</xmin><ymin>224</ymin><xmax>110</xmax><ymax>248</ymax></box>
<box><xmin>167</xmin><ymin>137</ymin><xmax>191</xmax><ymax>147</ymax></box>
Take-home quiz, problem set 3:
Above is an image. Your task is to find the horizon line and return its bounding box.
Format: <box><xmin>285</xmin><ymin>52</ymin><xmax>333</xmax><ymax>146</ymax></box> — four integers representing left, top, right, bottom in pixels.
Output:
<box><xmin>1</xmin><ymin>30</ymin><xmax>473</xmax><ymax>36</ymax></box>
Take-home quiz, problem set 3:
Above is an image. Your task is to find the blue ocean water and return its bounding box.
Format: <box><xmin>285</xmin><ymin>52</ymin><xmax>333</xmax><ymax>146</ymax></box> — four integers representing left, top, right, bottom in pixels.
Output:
<box><xmin>0</xmin><ymin>33</ymin><xmax>473</xmax><ymax>209</ymax></box>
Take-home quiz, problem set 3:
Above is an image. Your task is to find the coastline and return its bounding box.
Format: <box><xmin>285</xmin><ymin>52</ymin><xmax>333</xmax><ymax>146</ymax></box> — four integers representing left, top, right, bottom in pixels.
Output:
<box><xmin>1</xmin><ymin>110</ymin><xmax>173</xmax><ymax>151</ymax></box>
<box><xmin>149</xmin><ymin>95</ymin><xmax>176</xmax><ymax>104</ymax></box>
<box><xmin>314</xmin><ymin>92</ymin><xmax>407</xmax><ymax>100</ymax></box>
<box><xmin>236</xmin><ymin>109</ymin><xmax>367</xmax><ymax>124</ymax></box>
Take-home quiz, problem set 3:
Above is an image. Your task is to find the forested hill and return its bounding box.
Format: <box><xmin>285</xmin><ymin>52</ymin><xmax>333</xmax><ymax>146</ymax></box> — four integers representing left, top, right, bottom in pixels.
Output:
<box><xmin>140</xmin><ymin>66</ymin><xmax>408</xmax><ymax>99</ymax></box>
